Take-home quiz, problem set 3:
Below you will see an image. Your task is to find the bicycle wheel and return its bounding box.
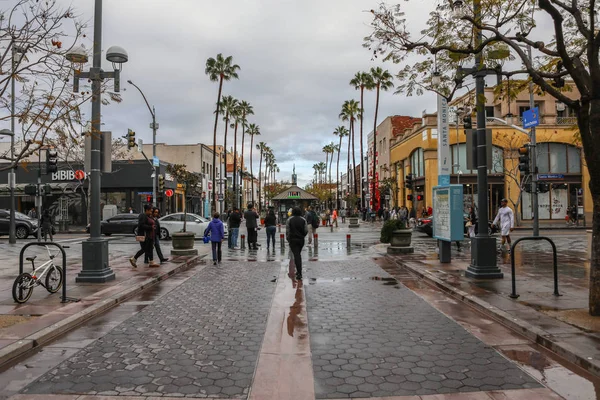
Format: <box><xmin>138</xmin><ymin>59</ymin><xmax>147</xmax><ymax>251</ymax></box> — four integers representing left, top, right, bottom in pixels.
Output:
<box><xmin>12</xmin><ymin>273</ymin><xmax>34</xmax><ymax>303</ymax></box>
<box><xmin>45</xmin><ymin>265</ymin><xmax>64</xmax><ymax>294</ymax></box>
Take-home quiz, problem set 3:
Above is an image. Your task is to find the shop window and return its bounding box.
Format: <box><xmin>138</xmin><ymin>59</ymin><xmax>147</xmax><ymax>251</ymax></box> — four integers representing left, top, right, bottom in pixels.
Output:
<box><xmin>536</xmin><ymin>143</ymin><xmax>581</xmax><ymax>174</ymax></box>
<box><xmin>410</xmin><ymin>148</ymin><xmax>425</xmax><ymax>177</ymax></box>
<box><xmin>451</xmin><ymin>144</ymin><xmax>503</xmax><ymax>174</ymax></box>
<box><xmin>568</xmin><ymin>146</ymin><xmax>581</xmax><ymax>173</ymax></box>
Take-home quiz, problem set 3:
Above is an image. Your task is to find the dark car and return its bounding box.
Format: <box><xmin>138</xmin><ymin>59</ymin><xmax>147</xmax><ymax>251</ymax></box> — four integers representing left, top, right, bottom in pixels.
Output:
<box><xmin>414</xmin><ymin>214</ymin><xmax>499</xmax><ymax>238</ymax></box>
<box><xmin>0</xmin><ymin>210</ymin><xmax>39</xmax><ymax>239</ymax></box>
<box><xmin>86</xmin><ymin>213</ymin><xmax>139</xmax><ymax>236</ymax></box>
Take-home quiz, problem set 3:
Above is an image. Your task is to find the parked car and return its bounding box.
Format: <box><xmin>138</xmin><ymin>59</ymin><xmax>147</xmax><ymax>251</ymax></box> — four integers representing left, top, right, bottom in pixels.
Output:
<box><xmin>86</xmin><ymin>213</ymin><xmax>139</xmax><ymax>236</ymax></box>
<box><xmin>158</xmin><ymin>213</ymin><xmax>228</xmax><ymax>240</ymax></box>
<box><xmin>414</xmin><ymin>214</ymin><xmax>499</xmax><ymax>238</ymax></box>
<box><xmin>0</xmin><ymin>210</ymin><xmax>39</xmax><ymax>239</ymax></box>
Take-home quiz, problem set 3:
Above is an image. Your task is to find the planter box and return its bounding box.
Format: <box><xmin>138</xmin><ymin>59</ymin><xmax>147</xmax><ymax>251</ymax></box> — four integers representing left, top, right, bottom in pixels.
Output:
<box><xmin>387</xmin><ymin>229</ymin><xmax>414</xmax><ymax>254</ymax></box>
<box><xmin>348</xmin><ymin>217</ymin><xmax>360</xmax><ymax>228</ymax></box>
<box><xmin>171</xmin><ymin>232</ymin><xmax>197</xmax><ymax>256</ymax></box>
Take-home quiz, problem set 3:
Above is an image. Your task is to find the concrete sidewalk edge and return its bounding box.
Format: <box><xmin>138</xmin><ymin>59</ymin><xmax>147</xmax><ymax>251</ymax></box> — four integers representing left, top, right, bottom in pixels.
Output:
<box><xmin>0</xmin><ymin>254</ymin><xmax>205</xmax><ymax>369</ymax></box>
<box><xmin>385</xmin><ymin>254</ymin><xmax>600</xmax><ymax>378</ymax></box>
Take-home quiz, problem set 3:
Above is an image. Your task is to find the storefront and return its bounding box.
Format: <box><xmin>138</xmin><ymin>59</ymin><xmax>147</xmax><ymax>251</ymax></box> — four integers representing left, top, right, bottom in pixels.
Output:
<box><xmin>271</xmin><ymin>185</ymin><xmax>318</xmax><ymax>223</ymax></box>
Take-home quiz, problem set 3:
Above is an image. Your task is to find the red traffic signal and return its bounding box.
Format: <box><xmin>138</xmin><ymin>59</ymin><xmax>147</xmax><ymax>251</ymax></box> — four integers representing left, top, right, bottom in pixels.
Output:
<box><xmin>407</xmin><ymin>195</ymin><xmax>413</xmax><ymax>201</ymax></box>
<box><xmin>416</xmin><ymin>195</ymin><xmax>424</xmax><ymax>201</ymax></box>
<box><xmin>165</xmin><ymin>189</ymin><xmax>174</xmax><ymax>197</ymax></box>
<box><xmin>146</xmin><ymin>195</ymin><xmax>152</xmax><ymax>203</ymax></box>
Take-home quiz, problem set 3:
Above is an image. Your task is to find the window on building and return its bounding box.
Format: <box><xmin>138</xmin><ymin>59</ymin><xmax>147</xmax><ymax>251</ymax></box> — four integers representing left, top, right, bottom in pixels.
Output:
<box><xmin>410</xmin><ymin>148</ymin><xmax>425</xmax><ymax>177</ymax></box>
<box><xmin>536</xmin><ymin>143</ymin><xmax>581</xmax><ymax>174</ymax></box>
<box><xmin>451</xmin><ymin>144</ymin><xmax>504</xmax><ymax>174</ymax></box>
<box><xmin>485</xmin><ymin>106</ymin><xmax>495</xmax><ymax>118</ymax></box>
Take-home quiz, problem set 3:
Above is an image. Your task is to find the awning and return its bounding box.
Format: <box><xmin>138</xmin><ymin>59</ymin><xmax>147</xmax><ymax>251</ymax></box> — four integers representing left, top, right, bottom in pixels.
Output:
<box><xmin>0</xmin><ymin>182</ymin><xmax>82</xmax><ymax>196</ymax></box>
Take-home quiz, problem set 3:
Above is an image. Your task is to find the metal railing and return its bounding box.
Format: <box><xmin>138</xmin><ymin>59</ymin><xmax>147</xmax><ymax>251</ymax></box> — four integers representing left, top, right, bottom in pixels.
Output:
<box><xmin>556</xmin><ymin>116</ymin><xmax>577</xmax><ymax>125</ymax></box>
<box><xmin>509</xmin><ymin>236</ymin><xmax>561</xmax><ymax>299</ymax></box>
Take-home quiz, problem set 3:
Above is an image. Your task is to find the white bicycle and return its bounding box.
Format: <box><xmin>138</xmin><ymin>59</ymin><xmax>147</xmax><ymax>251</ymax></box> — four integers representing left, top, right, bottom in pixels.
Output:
<box><xmin>12</xmin><ymin>245</ymin><xmax>64</xmax><ymax>303</ymax></box>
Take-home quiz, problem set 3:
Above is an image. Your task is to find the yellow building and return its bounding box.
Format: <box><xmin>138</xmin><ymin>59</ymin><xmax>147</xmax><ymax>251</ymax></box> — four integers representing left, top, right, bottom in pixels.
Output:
<box><xmin>389</xmin><ymin>84</ymin><xmax>591</xmax><ymax>224</ymax></box>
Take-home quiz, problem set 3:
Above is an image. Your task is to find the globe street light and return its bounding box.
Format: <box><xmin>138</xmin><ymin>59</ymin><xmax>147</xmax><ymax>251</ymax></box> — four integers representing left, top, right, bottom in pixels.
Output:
<box><xmin>65</xmin><ymin>0</ymin><xmax>128</xmax><ymax>283</ymax></box>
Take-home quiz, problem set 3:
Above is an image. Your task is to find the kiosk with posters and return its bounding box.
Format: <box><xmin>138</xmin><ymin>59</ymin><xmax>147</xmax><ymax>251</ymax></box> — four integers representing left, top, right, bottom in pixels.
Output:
<box><xmin>433</xmin><ymin>185</ymin><xmax>464</xmax><ymax>263</ymax></box>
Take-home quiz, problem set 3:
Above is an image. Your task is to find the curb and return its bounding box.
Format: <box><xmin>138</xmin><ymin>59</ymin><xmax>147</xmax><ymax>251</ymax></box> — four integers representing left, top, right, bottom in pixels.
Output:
<box><xmin>0</xmin><ymin>254</ymin><xmax>205</xmax><ymax>368</ymax></box>
<box><xmin>386</xmin><ymin>254</ymin><xmax>600</xmax><ymax>378</ymax></box>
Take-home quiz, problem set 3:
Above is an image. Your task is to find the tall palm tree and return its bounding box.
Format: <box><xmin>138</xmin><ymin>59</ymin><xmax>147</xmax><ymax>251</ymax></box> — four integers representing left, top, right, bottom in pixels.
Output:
<box><xmin>333</xmin><ymin>126</ymin><xmax>349</xmax><ymax>209</ymax></box>
<box><xmin>256</xmin><ymin>142</ymin><xmax>268</xmax><ymax>211</ymax></box>
<box><xmin>350</xmin><ymin>72</ymin><xmax>374</xmax><ymax>209</ymax></box>
<box><xmin>312</xmin><ymin>163</ymin><xmax>319</xmax><ymax>184</ymax></box>
<box><xmin>340</xmin><ymin>100</ymin><xmax>361</xmax><ymax>196</ymax></box>
<box><xmin>264</xmin><ymin>150</ymin><xmax>274</xmax><ymax>208</ymax></box>
<box><xmin>369</xmin><ymin>67</ymin><xmax>394</xmax><ymax>212</ymax></box>
<box><xmin>323</xmin><ymin>143</ymin><xmax>336</xmax><ymax>208</ymax></box>
<box><xmin>205</xmin><ymin>54</ymin><xmax>240</xmax><ymax>213</ymax></box>
<box><xmin>246</xmin><ymin>123</ymin><xmax>260</xmax><ymax>205</ymax></box>
<box><xmin>219</xmin><ymin>95</ymin><xmax>238</xmax><ymax>211</ymax></box>
<box><xmin>236</xmin><ymin>101</ymin><xmax>254</xmax><ymax>207</ymax></box>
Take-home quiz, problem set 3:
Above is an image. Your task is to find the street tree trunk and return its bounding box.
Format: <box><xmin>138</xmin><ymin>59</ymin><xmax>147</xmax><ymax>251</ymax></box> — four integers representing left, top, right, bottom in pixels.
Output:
<box><xmin>250</xmin><ymin>134</ymin><xmax>255</xmax><ymax>206</ymax></box>
<box><xmin>241</xmin><ymin>123</ymin><xmax>246</xmax><ymax>207</ymax></box>
<box><xmin>211</xmin><ymin>76</ymin><xmax>224</xmax><ymax>214</ymax></box>
<box><xmin>258</xmin><ymin>148</ymin><xmax>263</xmax><ymax>212</ymax></box>
<box><xmin>233</xmin><ymin>121</ymin><xmax>239</xmax><ymax>209</ymax></box>
<box><xmin>372</xmin><ymin>84</ymin><xmax>380</xmax><ymax>212</ymax></box>
<box><xmin>336</xmin><ymin>135</ymin><xmax>342</xmax><ymax>209</ymax></box>
<box><xmin>352</xmin><ymin>118</ymin><xmax>358</xmax><ymax>196</ymax></box>
<box><xmin>359</xmin><ymin>86</ymin><xmax>365</xmax><ymax>209</ymax></box>
<box><xmin>347</xmin><ymin>121</ymin><xmax>351</xmax><ymax>199</ymax></box>
<box><xmin>222</xmin><ymin>111</ymin><xmax>230</xmax><ymax>211</ymax></box>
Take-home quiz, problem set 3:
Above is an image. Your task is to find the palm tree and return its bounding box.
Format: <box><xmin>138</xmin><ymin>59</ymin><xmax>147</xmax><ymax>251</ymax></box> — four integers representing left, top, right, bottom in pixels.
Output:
<box><xmin>313</xmin><ymin>163</ymin><xmax>319</xmax><ymax>184</ymax></box>
<box><xmin>205</xmin><ymin>54</ymin><xmax>240</xmax><ymax>213</ymax></box>
<box><xmin>322</xmin><ymin>143</ymin><xmax>336</xmax><ymax>208</ymax></box>
<box><xmin>264</xmin><ymin>150</ymin><xmax>274</xmax><ymax>208</ymax></box>
<box><xmin>369</xmin><ymin>67</ymin><xmax>394</xmax><ymax>212</ymax></box>
<box><xmin>340</xmin><ymin>100</ymin><xmax>361</xmax><ymax>196</ymax></box>
<box><xmin>333</xmin><ymin>126</ymin><xmax>349</xmax><ymax>209</ymax></box>
<box><xmin>246</xmin><ymin>123</ymin><xmax>260</xmax><ymax>206</ymax></box>
<box><xmin>350</xmin><ymin>72</ymin><xmax>375</xmax><ymax>209</ymax></box>
<box><xmin>219</xmin><ymin>95</ymin><xmax>238</xmax><ymax>211</ymax></box>
<box><xmin>236</xmin><ymin>101</ymin><xmax>254</xmax><ymax>207</ymax></box>
<box><xmin>256</xmin><ymin>142</ymin><xmax>268</xmax><ymax>212</ymax></box>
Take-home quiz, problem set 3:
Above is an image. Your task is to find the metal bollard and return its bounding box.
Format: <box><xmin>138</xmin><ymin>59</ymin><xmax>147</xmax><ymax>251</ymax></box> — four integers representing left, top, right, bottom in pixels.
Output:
<box><xmin>278</xmin><ymin>224</ymin><xmax>281</xmax><ymax>233</ymax></box>
<box><xmin>314</xmin><ymin>233</ymin><xmax>318</xmax><ymax>248</ymax></box>
<box><xmin>346</xmin><ymin>234</ymin><xmax>351</xmax><ymax>248</ymax></box>
<box><xmin>280</xmin><ymin>233</ymin><xmax>285</xmax><ymax>249</ymax></box>
<box><xmin>330</xmin><ymin>224</ymin><xmax>333</xmax><ymax>232</ymax></box>
<box><xmin>241</xmin><ymin>234</ymin><xmax>246</xmax><ymax>250</ymax></box>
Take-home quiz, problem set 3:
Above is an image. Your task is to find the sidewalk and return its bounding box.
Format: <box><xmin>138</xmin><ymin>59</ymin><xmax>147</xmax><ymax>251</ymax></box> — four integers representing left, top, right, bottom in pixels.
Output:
<box><xmin>0</xmin><ymin>239</ymin><xmax>209</xmax><ymax>368</ymax></box>
<box><xmin>384</xmin><ymin>235</ymin><xmax>600</xmax><ymax>378</ymax></box>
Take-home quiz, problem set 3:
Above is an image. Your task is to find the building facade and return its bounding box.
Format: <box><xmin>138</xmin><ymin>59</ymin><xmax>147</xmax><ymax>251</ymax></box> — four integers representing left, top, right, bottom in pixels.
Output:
<box><xmin>389</xmin><ymin>84</ymin><xmax>591</xmax><ymax>223</ymax></box>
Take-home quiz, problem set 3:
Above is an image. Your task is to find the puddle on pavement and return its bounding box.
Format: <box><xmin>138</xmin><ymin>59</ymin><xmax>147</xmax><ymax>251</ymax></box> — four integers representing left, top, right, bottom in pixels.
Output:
<box><xmin>308</xmin><ymin>277</ymin><xmax>360</xmax><ymax>284</ymax></box>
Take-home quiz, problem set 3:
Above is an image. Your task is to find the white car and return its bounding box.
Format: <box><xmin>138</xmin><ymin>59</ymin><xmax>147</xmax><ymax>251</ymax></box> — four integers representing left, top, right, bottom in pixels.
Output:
<box><xmin>158</xmin><ymin>213</ymin><xmax>228</xmax><ymax>240</ymax></box>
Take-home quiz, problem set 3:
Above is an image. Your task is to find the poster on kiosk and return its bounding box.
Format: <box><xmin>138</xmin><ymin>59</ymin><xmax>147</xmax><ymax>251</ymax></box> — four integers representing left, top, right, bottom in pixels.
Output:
<box><xmin>432</xmin><ymin>185</ymin><xmax>464</xmax><ymax>242</ymax></box>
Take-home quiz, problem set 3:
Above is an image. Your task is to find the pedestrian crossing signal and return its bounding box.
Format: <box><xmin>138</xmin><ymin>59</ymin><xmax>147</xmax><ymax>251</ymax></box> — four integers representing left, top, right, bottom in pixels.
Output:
<box><xmin>407</xmin><ymin>195</ymin><xmax>413</xmax><ymax>201</ymax></box>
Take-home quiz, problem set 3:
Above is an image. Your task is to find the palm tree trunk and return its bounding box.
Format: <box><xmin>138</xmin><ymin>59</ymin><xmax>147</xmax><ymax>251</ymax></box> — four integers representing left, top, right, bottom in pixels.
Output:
<box><xmin>233</xmin><ymin>121</ymin><xmax>239</xmax><ymax>209</ymax></box>
<box><xmin>372</xmin><ymin>84</ymin><xmax>380</xmax><ymax>212</ymax></box>
<box><xmin>250</xmin><ymin>135</ymin><xmax>255</xmax><ymax>206</ymax></box>
<box><xmin>347</xmin><ymin>123</ymin><xmax>351</xmax><ymax>200</ymax></box>
<box><xmin>352</xmin><ymin>120</ymin><xmax>358</xmax><ymax>196</ymax></box>
<box><xmin>337</xmin><ymin>136</ymin><xmax>342</xmax><ymax>209</ymax></box>
<box><xmin>223</xmin><ymin>111</ymin><xmax>230</xmax><ymax>211</ymax></box>
<box><xmin>241</xmin><ymin>122</ymin><xmax>246</xmax><ymax>207</ymax></box>
<box><xmin>258</xmin><ymin>149</ymin><xmax>263</xmax><ymax>212</ymax></box>
<box><xmin>359</xmin><ymin>86</ymin><xmax>365</xmax><ymax>209</ymax></box>
<box><xmin>211</xmin><ymin>77</ymin><xmax>224</xmax><ymax>214</ymax></box>
<box><xmin>329</xmin><ymin>152</ymin><xmax>333</xmax><ymax>209</ymax></box>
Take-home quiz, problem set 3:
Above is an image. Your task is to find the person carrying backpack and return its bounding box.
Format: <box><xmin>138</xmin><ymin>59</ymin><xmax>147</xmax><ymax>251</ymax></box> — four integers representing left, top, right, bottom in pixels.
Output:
<box><xmin>305</xmin><ymin>206</ymin><xmax>319</xmax><ymax>245</ymax></box>
<box><xmin>286</xmin><ymin>207</ymin><xmax>308</xmax><ymax>280</ymax></box>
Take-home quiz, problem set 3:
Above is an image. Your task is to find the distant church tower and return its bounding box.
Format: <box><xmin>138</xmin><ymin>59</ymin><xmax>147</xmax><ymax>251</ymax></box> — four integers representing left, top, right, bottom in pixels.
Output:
<box><xmin>292</xmin><ymin>164</ymin><xmax>297</xmax><ymax>185</ymax></box>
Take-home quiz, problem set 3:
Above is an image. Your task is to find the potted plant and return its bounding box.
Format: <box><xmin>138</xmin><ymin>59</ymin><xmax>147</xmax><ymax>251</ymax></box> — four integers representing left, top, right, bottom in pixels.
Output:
<box><xmin>381</xmin><ymin>218</ymin><xmax>413</xmax><ymax>254</ymax></box>
<box><xmin>166</xmin><ymin>164</ymin><xmax>198</xmax><ymax>253</ymax></box>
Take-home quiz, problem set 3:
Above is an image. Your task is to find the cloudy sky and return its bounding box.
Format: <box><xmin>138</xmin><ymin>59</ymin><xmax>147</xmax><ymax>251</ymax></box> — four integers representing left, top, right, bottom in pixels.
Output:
<box><xmin>58</xmin><ymin>0</ymin><xmax>438</xmax><ymax>186</ymax></box>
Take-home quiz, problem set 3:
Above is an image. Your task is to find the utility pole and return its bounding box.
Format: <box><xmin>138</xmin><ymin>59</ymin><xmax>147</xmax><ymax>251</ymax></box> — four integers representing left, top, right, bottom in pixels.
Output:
<box><xmin>528</xmin><ymin>45</ymin><xmax>539</xmax><ymax>237</ymax></box>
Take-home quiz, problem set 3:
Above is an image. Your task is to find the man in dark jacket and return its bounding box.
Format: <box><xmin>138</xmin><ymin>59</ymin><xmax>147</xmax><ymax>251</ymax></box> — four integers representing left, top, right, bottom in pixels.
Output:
<box><xmin>286</xmin><ymin>207</ymin><xmax>308</xmax><ymax>280</ymax></box>
<box><xmin>244</xmin><ymin>203</ymin><xmax>259</xmax><ymax>250</ymax></box>
<box><xmin>146</xmin><ymin>208</ymin><xmax>168</xmax><ymax>264</ymax></box>
<box><xmin>130</xmin><ymin>205</ymin><xmax>158</xmax><ymax>268</ymax></box>
<box><xmin>229</xmin><ymin>207</ymin><xmax>242</xmax><ymax>249</ymax></box>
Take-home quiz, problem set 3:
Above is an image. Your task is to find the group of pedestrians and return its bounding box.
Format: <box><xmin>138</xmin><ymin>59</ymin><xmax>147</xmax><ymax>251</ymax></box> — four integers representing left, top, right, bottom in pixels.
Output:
<box><xmin>129</xmin><ymin>204</ymin><xmax>169</xmax><ymax>268</ymax></box>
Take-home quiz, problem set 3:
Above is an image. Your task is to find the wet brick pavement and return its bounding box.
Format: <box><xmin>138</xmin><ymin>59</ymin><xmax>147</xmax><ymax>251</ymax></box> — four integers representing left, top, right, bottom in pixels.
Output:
<box><xmin>305</xmin><ymin>260</ymin><xmax>541</xmax><ymax>398</ymax></box>
<box><xmin>21</xmin><ymin>261</ymin><xmax>279</xmax><ymax>398</ymax></box>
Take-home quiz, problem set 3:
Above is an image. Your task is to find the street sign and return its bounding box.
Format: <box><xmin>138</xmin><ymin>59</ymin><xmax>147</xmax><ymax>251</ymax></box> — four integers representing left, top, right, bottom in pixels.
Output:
<box><xmin>437</xmin><ymin>95</ymin><xmax>451</xmax><ymax>185</ymax></box>
<box><xmin>165</xmin><ymin>189</ymin><xmax>174</xmax><ymax>197</ymax></box>
<box><xmin>137</xmin><ymin>139</ymin><xmax>143</xmax><ymax>153</ymax></box>
<box><xmin>385</xmin><ymin>195</ymin><xmax>390</xmax><ymax>200</ymax></box>
<box><xmin>522</xmin><ymin>107</ymin><xmax>540</xmax><ymax>129</ymax></box>
<box><xmin>149</xmin><ymin>122</ymin><xmax>159</xmax><ymax>130</ymax></box>
<box><xmin>74</xmin><ymin>170</ymin><xmax>85</xmax><ymax>180</ymax></box>
<box><xmin>218</xmin><ymin>193</ymin><xmax>224</xmax><ymax>201</ymax></box>
<box><xmin>138</xmin><ymin>191</ymin><xmax>152</xmax><ymax>195</ymax></box>
<box><xmin>152</xmin><ymin>156</ymin><xmax>159</xmax><ymax>167</ymax></box>
<box><xmin>538</xmin><ymin>174</ymin><xmax>564</xmax><ymax>180</ymax></box>
<box><xmin>365</xmin><ymin>193</ymin><xmax>371</xmax><ymax>199</ymax></box>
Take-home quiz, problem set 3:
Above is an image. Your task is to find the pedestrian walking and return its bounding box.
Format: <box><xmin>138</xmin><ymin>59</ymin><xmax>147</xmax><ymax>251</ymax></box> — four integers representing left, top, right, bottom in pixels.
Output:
<box><xmin>28</xmin><ymin>207</ymin><xmax>37</xmax><ymax>220</ymax></box>
<box><xmin>148</xmin><ymin>208</ymin><xmax>168</xmax><ymax>264</ymax></box>
<box><xmin>204</xmin><ymin>212</ymin><xmax>225</xmax><ymax>265</ymax></box>
<box><xmin>467</xmin><ymin>206</ymin><xmax>477</xmax><ymax>237</ymax></box>
<box><xmin>244</xmin><ymin>204</ymin><xmax>260</xmax><ymax>250</ymax></box>
<box><xmin>130</xmin><ymin>205</ymin><xmax>159</xmax><ymax>268</ymax></box>
<box><xmin>305</xmin><ymin>206</ymin><xmax>319</xmax><ymax>245</ymax></box>
<box><xmin>264</xmin><ymin>209</ymin><xmax>277</xmax><ymax>250</ymax></box>
<box><xmin>332</xmin><ymin>208</ymin><xmax>338</xmax><ymax>227</ymax></box>
<box><xmin>229</xmin><ymin>207</ymin><xmax>242</xmax><ymax>249</ymax></box>
<box><xmin>286</xmin><ymin>207</ymin><xmax>308</xmax><ymax>280</ymax></box>
<box><xmin>340</xmin><ymin>208</ymin><xmax>346</xmax><ymax>223</ymax></box>
<box><xmin>326</xmin><ymin>209</ymin><xmax>331</xmax><ymax>227</ymax></box>
<box><xmin>493</xmin><ymin>198</ymin><xmax>515</xmax><ymax>253</ymax></box>
<box><xmin>41</xmin><ymin>209</ymin><xmax>53</xmax><ymax>242</ymax></box>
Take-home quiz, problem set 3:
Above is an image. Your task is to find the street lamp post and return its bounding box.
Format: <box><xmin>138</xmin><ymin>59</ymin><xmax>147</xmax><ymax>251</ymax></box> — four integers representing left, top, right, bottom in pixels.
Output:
<box><xmin>127</xmin><ymin>80</ymin><xmax>158</xmax><ymax>208</ymax></box>
<box><xmin>65</xmin><ymin>0</ymin><xmax>128</xmax><ymax>283</ymax></box>
<box><xmin>452</xmin><ymin>0</ymin><xmax>503</xmax><ymax>278</ymax></box>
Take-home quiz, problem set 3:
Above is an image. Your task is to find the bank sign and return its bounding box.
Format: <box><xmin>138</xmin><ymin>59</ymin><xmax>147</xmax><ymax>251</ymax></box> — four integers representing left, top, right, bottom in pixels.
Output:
<box><xmin>51</xmin><ymin>169</ymin><xmax>87</xmax><ymax>181</ymax></box>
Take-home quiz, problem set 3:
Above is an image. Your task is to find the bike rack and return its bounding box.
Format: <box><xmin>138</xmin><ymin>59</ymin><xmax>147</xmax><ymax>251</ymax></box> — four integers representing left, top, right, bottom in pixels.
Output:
<box><xmin>19</xmin><ymin>242</ymin><xmax>80</xmax><ymax>303</ymax></box>
<box><xmin>509</xmin><ymin>236</ymin><xmax>561</xmax><ymax>299</ymax></box>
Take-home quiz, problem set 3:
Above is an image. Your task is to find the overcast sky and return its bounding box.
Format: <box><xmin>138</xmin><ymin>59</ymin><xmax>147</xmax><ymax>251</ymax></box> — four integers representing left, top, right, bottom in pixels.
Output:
<box><xmin>57</xmin><ymin>0</ymin><xmax>439</xmax><ymax>186</ymax></box>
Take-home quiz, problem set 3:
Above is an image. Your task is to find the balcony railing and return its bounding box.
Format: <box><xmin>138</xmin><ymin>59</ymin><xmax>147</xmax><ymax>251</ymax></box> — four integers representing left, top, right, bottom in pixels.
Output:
<box><xmin>557</xmin><ymin>116</ymin><xmax>577</xmax><ymax>125</ymax></box>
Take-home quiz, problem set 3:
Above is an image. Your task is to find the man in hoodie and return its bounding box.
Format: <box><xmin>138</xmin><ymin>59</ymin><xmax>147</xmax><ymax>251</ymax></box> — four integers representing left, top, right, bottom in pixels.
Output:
<box><xmin>204</xmin><ymin>212</ymin><xmax>225</xmax><ymax>265</ymax></box>
<box><xmin>286</xmin><ymin>207</ymin><xmax>308</xmax><ymax>280</ymax></box>
<box><xmin>244</xmin><ymin>203</ymin><xmax>259</xmax><ymax>250</ymax></box>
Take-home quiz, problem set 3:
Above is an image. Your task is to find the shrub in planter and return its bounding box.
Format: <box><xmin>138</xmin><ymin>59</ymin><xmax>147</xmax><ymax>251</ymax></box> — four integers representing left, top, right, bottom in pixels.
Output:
<box><xmin>380</xmin><ymin>219</ymin><xmax>408</xmax><ymax>244</ymax></box>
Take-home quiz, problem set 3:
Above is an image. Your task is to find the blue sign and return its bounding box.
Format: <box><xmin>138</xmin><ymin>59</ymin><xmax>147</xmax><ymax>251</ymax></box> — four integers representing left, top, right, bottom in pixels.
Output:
<box><xmin>522</xmin><ymin>107</ymin><xmax>540</xmax><ymax>129</ymax></box>
<box><xmin>152</xmin><ymin>156</ymin><xmax>159</xmax><ymax>167</ymax></box>
<box><xmin>438</xmin><ymin>175</ymin><xmax>450</xmax><ymax>186</ymax></box>
<box><xmin>538</xmin><ymin>174</ymin><xmax>564</xmax><ymax>180</ymax></box>
<box><xmin>138</xmin><ymin>191</ymin><xmax>152</xmax><ymax>195</ymax></box>
<box><xmin>432</xmin><ymin>185</ymin><xmax>464</xmax><ymax>242</ymax></box>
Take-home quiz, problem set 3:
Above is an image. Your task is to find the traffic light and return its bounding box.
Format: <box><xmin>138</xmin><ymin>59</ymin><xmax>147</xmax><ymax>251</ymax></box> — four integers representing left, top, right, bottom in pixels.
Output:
<box><xmin>407</xmin><ymin>194</ymin><xmax>413</xmax><ymax>201</ymax></box>
<box><xmin>463</xmin><ymin>114</ymin><xmax>472</xmax><ymax>130</ymax></box>
<box><xmin>24</xmin><ymin>184</ymin><xmax>37</xmax><ymax>196</ymax></box>
<box><xmin>46</xmin><ymin>148</ymin><xmax>58</xmax><ymax>174</ymax></box>
<box><xmin>518</xmin><ymin>146</ymin><xmax>530</xmax><ymax>175</ymax></box>
<box><xmin>416</xmin><ymin>195</ymin><xmax>424</xmax><ymax>201</ymax></box>
<box><xmin>538</xmin><ymin>182</ymin><xmax>550</xmax><ymax>193</ymax></box>
<box><xmin>127</xmin><ymin>129</ymin><xmax>136</xmax><ymax>149</ymax></box>
<box><xmin>405</xmin><ymin>174</ymin><xmax>414</xmax><ymax>189</ymax></box>
<box><xmin>158</xmin><ymin>174</ymin><xmax>165</xmax><ymax>191</ymax></box>
<box><xmin>146</xmin><ymin>195</ymin><xmax>152</xmax><ymax>203</ymax></box>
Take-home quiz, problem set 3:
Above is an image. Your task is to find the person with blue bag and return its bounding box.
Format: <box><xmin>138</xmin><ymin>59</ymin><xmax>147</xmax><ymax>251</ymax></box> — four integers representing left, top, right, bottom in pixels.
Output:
<box><xmin>204</xmin><ymin>212</ymin><xmax>225</xmax><ymax>265</ymax></box>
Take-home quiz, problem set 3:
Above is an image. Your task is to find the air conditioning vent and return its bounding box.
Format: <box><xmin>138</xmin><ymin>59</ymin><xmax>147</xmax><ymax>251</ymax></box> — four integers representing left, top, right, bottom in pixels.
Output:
<box><xmin>556</xmin><ymin>102</ymin><xmax>566</xmax><ymax>111</ymax></box>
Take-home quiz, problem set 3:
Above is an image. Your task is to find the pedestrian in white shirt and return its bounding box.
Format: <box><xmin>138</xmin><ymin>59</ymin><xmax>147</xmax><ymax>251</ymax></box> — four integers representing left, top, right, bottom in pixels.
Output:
<box><xmin>493</xmin><ymin>198</ymin><xmax>515</xmax><ymax>253</ymax></box>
